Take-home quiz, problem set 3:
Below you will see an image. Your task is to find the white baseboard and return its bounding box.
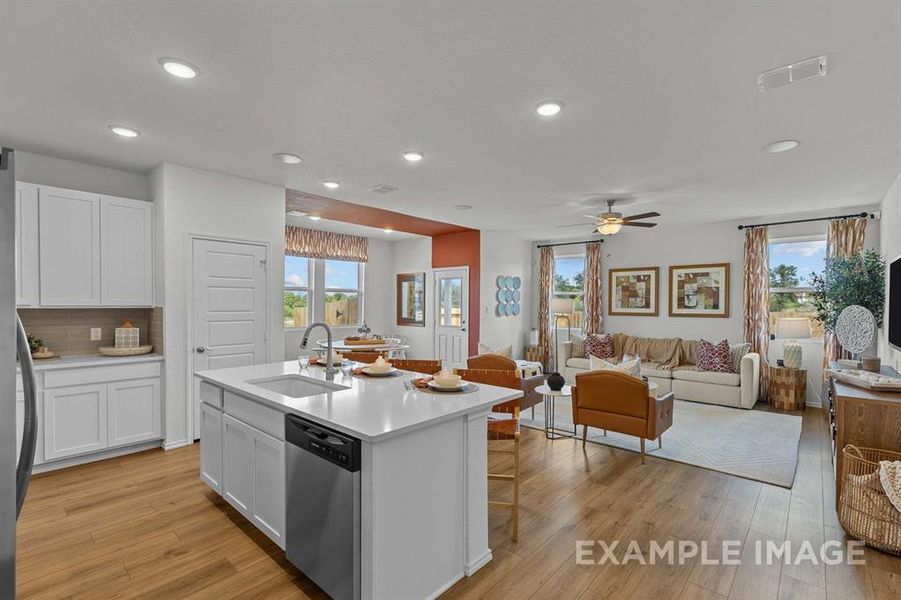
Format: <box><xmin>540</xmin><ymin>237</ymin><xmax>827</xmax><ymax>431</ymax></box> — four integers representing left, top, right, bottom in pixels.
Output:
<box><xmin>163</xmin><ymin>439</ymin><xmax>191</xmax><ymax>451</ymax></box>
<box><xmin>464</xmin><ymin>549</ymin><xmax>493</xmax><ymax>576</ymax></box>
<box><xmin>33</xmin><ymin>439</ymin><xmax>163</xmax><ymax>474</ymax></box>
<box><xmin>428</xmin><ymin>571</ymin><xmax>466</xmax><ymax>600</ymax></box>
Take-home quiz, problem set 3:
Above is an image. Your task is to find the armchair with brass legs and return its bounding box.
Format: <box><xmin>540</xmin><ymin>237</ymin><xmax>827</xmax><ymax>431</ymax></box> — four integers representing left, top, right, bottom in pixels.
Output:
<box><xmin>571</xmin><ymin>370</ymin><xmax>674</xmax><ymax>464</ymax></box>
<box><xmin>455</xmin><ymin>368</ymin><xmax>523</xmax><ymax>542</ymax></box>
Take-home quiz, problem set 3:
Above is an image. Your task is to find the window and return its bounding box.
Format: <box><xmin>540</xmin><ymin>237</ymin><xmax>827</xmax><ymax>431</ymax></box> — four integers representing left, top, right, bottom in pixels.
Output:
<box><xmin>284</xmin><ymin>256</ymin><xmax>311</xmax><ymax>328</ymax></box>
<box><xmin>284</xmin><ymin>256</ymin><xmax>364</xmax><ymax>329</ymax></box>
<box><xmin>553</xmin><ymin>255</ymin><xmax>585</xmax><ymax>330</ymax></box>
<box><xmin>768</xmin><ymin>237</ymin><xmax>826</xmax><ymax>337</ymax></box>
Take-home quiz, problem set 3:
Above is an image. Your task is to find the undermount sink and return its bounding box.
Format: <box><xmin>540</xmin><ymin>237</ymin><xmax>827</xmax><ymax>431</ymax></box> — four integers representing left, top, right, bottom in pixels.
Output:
<box><xmin>247</xmin><ymin>375</ymin><xmax>348</xmax><ymax>398</ymax></box>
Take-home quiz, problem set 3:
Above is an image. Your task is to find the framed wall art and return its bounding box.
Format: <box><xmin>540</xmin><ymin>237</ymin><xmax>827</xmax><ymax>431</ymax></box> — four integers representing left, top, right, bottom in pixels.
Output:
<box><xmin>668</xmin><ymin>263</ymin><xmax>730</xmax><ymax>318</ymax></box>
<box><xmin>608</xmin><ymin>267</ymin><xmax>659</xmax><ymax>316</ymax></box>
<box><xmin>396</xmin><ymin>272</ymin><xmax>426</xmax><ymax>326</ymax></box>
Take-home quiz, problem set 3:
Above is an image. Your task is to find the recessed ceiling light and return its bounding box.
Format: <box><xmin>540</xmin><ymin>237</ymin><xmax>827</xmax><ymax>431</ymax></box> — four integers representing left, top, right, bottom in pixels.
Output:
<box><xmin>534</xmin><ymin>101</ymin><xmax>564</xmax><ymax>117</ymax></box>
<box><xmin>402</xmin><ymin>151</ymin><xmax>424</xmax><ymax>162</ymax></box>
<box><xmin>762</xmin><ymin>140</ymin><xmax>800</xmax><ymax>153</ymax></box>
<box><xmin>383</xmin><ymin>228</ymin><xmax>393</xmax><ymax>234</ymax></box>
<box><xmin>273</xmin><ymin>153</ymin><xmax>302</xmax><ymax>164</ymax></box>
<box><xmin>308</xmin><ymin>215</ymin><xmax>321</xmax><ymax>221</ymax></box>
<box><xmin>323</xmin><ymin>181</ymin><xmax>340</xmax><ymax>189</ymax></box>
<box><xmin>159</xmin><ymin>57</ymin><xmax>200</xmax><ymax>79</ymax></box>
<box><xmin>108</xmin><ymin>124</ymin><xmax>141</xmax><ymax>138</ymax></box>
<box><xmin>454</xmin><ymin>204</ymin><xmax>473</xmax><ymax>211</ymax></box>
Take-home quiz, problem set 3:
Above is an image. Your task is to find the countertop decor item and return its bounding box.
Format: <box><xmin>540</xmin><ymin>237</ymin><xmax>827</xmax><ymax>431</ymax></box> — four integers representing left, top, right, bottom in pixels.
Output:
<box><xmin>114</xmin><ymin>319</ymin><xmax>140</xmax><ymax>349</ymax></box>
<box><xmin>98</xmin><ymin>345</ymin><xmax>153</xmax><ymax>357</ymax></box>
<box><xmin>31</xmin><ymin>348</ymin><xmax>59</xmax><ymax>360</ymax></box>
<box><xmin>835</xmin><ymin>305</ymin><xmax>877</xmax><ymax>361</ymax></box>
<box><xmin>27</xmin><ymin>334</ymin><xmax>43</xmax><ymax>355</ymax></box>
<box><xmin>826</xmin><ymin>368</ymin><xmax>901</xmax><ymax>392</ymax></box>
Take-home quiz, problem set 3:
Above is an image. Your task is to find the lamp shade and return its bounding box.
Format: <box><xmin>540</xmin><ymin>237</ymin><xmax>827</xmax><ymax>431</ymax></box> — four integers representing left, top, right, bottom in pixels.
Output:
<box><xmin>551</xmin><ymin>297</ymin><xmax>574</xmax><ymax>316</ymax></box>
<box><xmin>776</xmin><ymin>318</ymin><xmax>811</xmax><ymax>339</ymax></box>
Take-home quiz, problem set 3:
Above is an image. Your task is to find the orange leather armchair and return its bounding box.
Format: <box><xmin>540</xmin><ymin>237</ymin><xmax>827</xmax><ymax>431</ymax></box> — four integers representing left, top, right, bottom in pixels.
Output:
<box><xmin>571</xmin><ymin>370</ymin><xmax>674</xmax><ymax>463</ymax></box>
<box><xmin>466</xmin><ymin>354</ymin><xmax>543</xmax><ymax>411</ymax></box>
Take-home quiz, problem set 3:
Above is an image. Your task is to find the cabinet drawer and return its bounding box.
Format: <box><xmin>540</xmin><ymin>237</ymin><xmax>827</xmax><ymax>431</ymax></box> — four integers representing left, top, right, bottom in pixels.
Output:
<box><xmin>223</xmin><ymin>391</ymin><xmax>284</xmax><ymax>440</ymax></box>
<box><xmin>44</xmin><ymin>361</ymin><xmax>161</xmax><ymax>389</ymax></box>
<box><xmin>200</xmin><ymin>381</ymin><xmax>224</xmax><ymax>409</ymax></box>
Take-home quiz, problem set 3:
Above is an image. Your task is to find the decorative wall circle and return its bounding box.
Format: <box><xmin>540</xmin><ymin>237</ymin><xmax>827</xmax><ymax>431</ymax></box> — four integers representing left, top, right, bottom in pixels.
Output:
<box><xmin>512</xmin><ymin>303</ymin><xmax>521</xmax><ymax>316</ymax></box>
<box><xmin>835</xmin><ymin>305</ymin><xmax>876</xmax><ymax>356</ymax></box>
<box><xmin>512</xmin><ymin>276</ymin><xmax>522</xmax><ymax>290</ymax></box>
<box><xmin>495</xmin><ymin>274</ymin><xmax>522</xmax><ymax>318</ymax></box>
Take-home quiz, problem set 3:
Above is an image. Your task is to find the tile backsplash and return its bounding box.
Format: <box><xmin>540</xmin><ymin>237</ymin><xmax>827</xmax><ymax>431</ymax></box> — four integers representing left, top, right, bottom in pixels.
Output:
<box><xmin>19</xmin><ymin>308</ymin><xmax>156</xmax><ymax>356</ymax></box>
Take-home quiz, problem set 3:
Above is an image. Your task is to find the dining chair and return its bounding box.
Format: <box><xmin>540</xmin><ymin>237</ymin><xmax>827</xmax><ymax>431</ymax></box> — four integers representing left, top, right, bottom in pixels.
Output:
<box><xmin>390</xmin><ymin>359</ymin><xmax>441</xmax><ymax>374</ymax></box>
<box><xmin>342</xmin><ymin>350</ymin><xmax>386</xmax><ymax>363</ymax></box>
<box><xmin>454</xmin><ymin>368</ymin><xmax>523</xmax><ymax>542</ymax></box>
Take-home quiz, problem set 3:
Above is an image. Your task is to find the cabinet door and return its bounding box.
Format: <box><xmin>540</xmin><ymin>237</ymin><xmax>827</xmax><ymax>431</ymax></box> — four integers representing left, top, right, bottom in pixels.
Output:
<box><xmin>38</xmin><ymin>186</ymin><xmax>101</xmax><ymax>305</ymax></box>
<box><xmin>222</xmin><ymin>414</ymin><xmax>253</xmax><ymax>516</ymax></box>
<box><xmin>101</xmin><ymin>196</ymin><xmax>153</xmax><ymax>306</ymax></box>
<box><xmin>107</xmin><ymin>378</ymin><xmax>161</xmax><ymax>447</ymax></box>
<box><xmin>250</xmin><ymin>428</ymin><xmax>286</xmax><ymax>549</ymax></box>
<box><xmin>43</xmin><ymin>384</ymin><xmax>108</xmax><ymax>460</ymax></box>
<box><xmin>200</xmin><ymin>403</ymin><xmax>223</xmax><ymax>493</ymax></box>
<box><xmin>15</xmin><ymin>182</ymin><xmax>39</xmax><ymax>306</ymax></box>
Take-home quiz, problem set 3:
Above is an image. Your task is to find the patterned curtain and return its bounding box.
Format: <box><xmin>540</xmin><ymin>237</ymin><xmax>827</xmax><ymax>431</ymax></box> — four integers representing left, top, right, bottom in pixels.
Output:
<box><xmin>743</xmin><ymin>227</ymin><xmax>770</xmax><ymax>400</ymax></box>
<box><xmin>285</xmin><ymin>226</ymin><xmax>368</xmax><ymax>262</ymax></box>
<box><xmin>583</xmin><ymin>241</ymin><xmax>603</xmax><ymax>335</ymax></box>
<box><xmin>538</xmin><ymin>246</ymin><xmax>554</xmax><ymax>369</ymax></box>
<box><xmin>823</xmin><ymin>217</ymin><xmax>869</xmax><ymax>371</ymax></box>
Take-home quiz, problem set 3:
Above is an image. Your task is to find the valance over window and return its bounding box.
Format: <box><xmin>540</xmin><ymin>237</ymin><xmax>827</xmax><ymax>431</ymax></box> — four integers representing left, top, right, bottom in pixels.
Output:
<box><xmin>285</xmin><ymin>226</ymin><xmax>368</xmax><ymax>262</ymax></box>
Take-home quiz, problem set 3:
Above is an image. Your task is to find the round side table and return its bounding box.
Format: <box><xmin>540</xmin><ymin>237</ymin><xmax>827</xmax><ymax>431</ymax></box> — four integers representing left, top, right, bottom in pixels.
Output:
<box><xmin>536</xmin><ymin>384</ymin><xmax>574</xmax><ymax>440</ymax></box>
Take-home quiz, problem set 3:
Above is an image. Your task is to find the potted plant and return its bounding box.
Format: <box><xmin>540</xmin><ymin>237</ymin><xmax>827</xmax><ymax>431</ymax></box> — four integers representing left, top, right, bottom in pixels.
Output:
<box><xmin>810</xmin><ymin>249</ymin><xmax>886</xmax><ymax>333</ymax></box>
<box><xmin>27</xmin><ymin>333</ymin><xmax>44</xmax><ymax>355</ymax></box>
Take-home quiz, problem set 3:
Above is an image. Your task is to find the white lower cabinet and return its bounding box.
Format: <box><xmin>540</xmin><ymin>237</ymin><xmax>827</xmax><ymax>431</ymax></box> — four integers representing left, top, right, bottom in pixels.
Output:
<box><xmin>200</xmin><ymin>403</ymin><xmax>224</xmax><ymax>493</ymax></box>
<box><xmin>108</xmin><ymin>378</ymin><xmax>161</xmax><ymax>447</ymax></box>
<box><xmin>43</xmin><ymin>383</ymin><xmax>108</xmax><ymax>460</ymax></box>
<box><xmin>219</xmin><ymin>409</ymin><xmax>286</xmax><ymax>550</ymax></box>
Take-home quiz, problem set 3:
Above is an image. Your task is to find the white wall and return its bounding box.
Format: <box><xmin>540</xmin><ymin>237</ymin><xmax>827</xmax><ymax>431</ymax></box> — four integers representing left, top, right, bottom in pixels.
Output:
<box><xmin>479</xmin><ymin>231</ymin><xmax>533</xmax><ymax>359</ymax></box>
<box><xmin>16</xmin><ymin>151</ymin><xmax>149</xmax><ymax>200</ymax></box>
<box><xmin>390</xmin><ymin>237</ymin><xmax>434</xmax><ymax>358</ymax></box>
<box><xmin>879</xmin><ymin>170</ymin><xmax>901</xmax><ymax>373</ymax></box>
<box><xmin>152</xmin><ymin>163</ymin><xmax>286</xmax><ymax>447</ymax></box>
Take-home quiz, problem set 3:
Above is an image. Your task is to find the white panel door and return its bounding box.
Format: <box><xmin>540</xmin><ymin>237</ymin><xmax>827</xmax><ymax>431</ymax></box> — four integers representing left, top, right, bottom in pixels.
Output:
<box><xmin>43</xmin><ymin>383</ymin><xmax>108</xmax><ymax>459</ymax></box>
<box><xmin>15</xmin><ymin>182</ymin><xmax>39</xmax><ymax>306</ymax></box>
<box><xmin>192</xmin><ymin>238</ymin><xmax>268</xmax><ymax>439</ymax></box>
<box><xmin>434</xmin><ymin>268</ymin><xmax>469</xmax><ymax>369</ymax></box>
<box><xmin>222</xmin><ymin>414</ymin><xmax>253</xmax><ymax>516</ymax></box>
<box><xmin>107</xmin><ymin>378</ymin><xmax>161</xmax><ymax>447</ymax></box>
<box><xmin>38</xmin><ymin>186</ymin><xmax>101</xmax><ymax>305</ymax></box>
<box><xmin>251</xmin><ymin>429</ymin><xmax>286</xmax><ymax>549</ymax></box>
<box><xmin>200</xmin><ymin>403</ymin><xmax>223</xmax><ymax>493</ymax></box>
<box><xmin>101</xmin><ymin>196</ymin><xmax>153</xmax><ymax>306</ymax></box>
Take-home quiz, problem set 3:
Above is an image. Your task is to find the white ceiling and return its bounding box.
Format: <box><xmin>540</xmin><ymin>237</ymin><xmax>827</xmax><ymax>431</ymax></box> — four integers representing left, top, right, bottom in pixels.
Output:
<box><xmin>1</xmin><ymin>1</ymin><xmax>899</xmax><ymax>240</ymax></box>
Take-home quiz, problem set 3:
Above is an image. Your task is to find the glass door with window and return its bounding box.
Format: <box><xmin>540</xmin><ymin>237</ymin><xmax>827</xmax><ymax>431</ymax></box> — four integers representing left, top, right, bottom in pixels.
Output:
<box><xmin>434</xmin><ymin>268</ymin><xmax>468</xmax><ymax>368</ymax></box>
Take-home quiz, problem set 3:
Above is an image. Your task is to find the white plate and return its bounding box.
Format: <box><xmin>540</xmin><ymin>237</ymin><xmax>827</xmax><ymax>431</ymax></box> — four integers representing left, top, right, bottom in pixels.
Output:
<box><xmin>362</xmin><ymin>366</ymin><xmax>397</xmax><ymax>377</ymax></box>
<box><xmin>428</xmin><ymin>379</ymin><xmax>466</xmax><ymax>391</ymax></box>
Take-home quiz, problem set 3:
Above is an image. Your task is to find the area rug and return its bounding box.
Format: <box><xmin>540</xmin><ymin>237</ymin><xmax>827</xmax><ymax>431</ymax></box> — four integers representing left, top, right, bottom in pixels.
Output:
<box><xmin>521</xmin><ymin>398</ymin><xmax>802</xmax><ymax>488</ymax></box>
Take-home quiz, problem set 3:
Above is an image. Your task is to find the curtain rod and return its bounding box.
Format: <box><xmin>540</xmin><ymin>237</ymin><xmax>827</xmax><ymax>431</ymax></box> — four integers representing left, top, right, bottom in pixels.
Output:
<box><xmin>536</xmin><ymin>239</ymin><xmax>604</xmax><ymax>249</ymax></box>
<box><xmin>737</xmin><ymin>212</ymin><xmax>873</xmax><ymax>231</ymax></box>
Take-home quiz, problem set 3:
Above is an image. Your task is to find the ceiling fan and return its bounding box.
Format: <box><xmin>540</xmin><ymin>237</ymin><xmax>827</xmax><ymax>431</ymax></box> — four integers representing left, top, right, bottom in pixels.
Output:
<box><xmin>558</xmin><ymin>200</ymin><xmax>660</xmax><ymax>235</ymax></box>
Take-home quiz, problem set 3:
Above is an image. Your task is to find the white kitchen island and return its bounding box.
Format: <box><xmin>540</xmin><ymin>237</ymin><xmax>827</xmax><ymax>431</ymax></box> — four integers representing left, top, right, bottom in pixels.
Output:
<box><xmin>195</xmin><ymin>361</ymin><xmax>521</xmax><ymax>600</ymax></box>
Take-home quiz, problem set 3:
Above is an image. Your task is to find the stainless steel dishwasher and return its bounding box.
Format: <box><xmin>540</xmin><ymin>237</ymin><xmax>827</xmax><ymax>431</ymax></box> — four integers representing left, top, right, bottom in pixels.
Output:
<box><xmin>285</xmin><ymin>414</ymin><xmax>361</xmax><ymax>600</ymax></box>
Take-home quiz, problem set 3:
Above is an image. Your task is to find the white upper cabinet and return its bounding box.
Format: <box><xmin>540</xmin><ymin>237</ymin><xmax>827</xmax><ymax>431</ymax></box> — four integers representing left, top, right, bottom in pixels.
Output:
<box><xmin>100</xmin><ymin>196</ymin><xmax>153</xmax><ymax>306</ymax></box>
<box><xmin>38</xmin><ymin>186</ymin><xmax>101</xmax><ymax>306</ymax></box>
<box><xmin>15</xmin><ymin>182</ymin><xmax>39</xmax><ymax>306</ymax></box>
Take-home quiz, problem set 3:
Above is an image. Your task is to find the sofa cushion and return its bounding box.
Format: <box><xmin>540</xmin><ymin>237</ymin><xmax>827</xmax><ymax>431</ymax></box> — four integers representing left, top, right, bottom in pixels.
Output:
<box><xmin>697</xmin><ymin>339</ymin><xmax>733</xmax><ymax>373</ymax></box>
<box><xmin>478</xmin><ymin>342</ymin><xmax>512</xmax><ymax>359</ymax></box>
<box><xmin>730</xmin><ymin>343</ymin><xmax>751</xmax><ymax>373</ymax></box>
<box><xmin>672</xmin><ymin>366</ymin><xmax>741</xmax><ymax>386</ymax></box>
<box><xmin>585</xmin><ymin>333</ymin><xmax>615</xmax><ymax>359</ymax></box>
<box><xmin>641</xmin><ymin>361</ymin><xmax>674</xmax><ymax>379</ymax></box>
<box><xmin>589</xmin><ymin>356</ymin><xmax>642</xmax><ymax>379</ymax></box>
<box><xmin>569</xmin><ymin>335</ymin><xmax>586</xmax><ymax>358</ymax></box>
<box><xmin>566</xmin><ymin>357</ymin><xmax>591</xmax><ymax>370</ymax></box>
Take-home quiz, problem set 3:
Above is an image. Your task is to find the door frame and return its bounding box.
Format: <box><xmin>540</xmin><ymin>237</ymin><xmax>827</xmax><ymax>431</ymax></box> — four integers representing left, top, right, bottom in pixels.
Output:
<box><xmin>432</xmin><ymin>265</ymin><xmax>470</xmax><ymax>365</ymax></box>
<box><xmin>185</xmin><ymin>233</ymin><xmax>271</xmax><ymax>443</ymax></box>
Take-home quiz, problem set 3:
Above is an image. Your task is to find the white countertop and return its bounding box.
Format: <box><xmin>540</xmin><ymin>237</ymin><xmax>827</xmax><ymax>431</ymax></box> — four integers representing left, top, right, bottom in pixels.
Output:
<box><xmin>19</xmin><ymin>353</ymin><xmax>164</xmax><ymax>372</ymax></box>
<box><xmin>195</xmin><ymin>360</ymin><xmax>522</xmax><ymax>443</ymax></box>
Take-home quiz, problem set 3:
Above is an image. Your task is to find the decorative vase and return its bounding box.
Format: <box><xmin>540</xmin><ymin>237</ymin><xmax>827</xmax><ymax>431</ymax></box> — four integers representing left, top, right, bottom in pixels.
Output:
<box><xmin>783</xmin><ymin>342</ymin><xmax>803</xmax><ymax>369</ymax></box>
<box><xmin>529</xmin><ymin>328</ymin><xmax>539</xmax><ymax>346</ymax></box>
<box><xmin>547</xmin><ymin>371</ymin><xmax>565</xmax><ymax>391</ymax></box>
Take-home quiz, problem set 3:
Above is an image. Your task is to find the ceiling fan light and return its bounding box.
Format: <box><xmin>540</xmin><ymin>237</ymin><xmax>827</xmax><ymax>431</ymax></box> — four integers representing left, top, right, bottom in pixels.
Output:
<box><xmin>598</xmin><ymin>222</ymin><xmax>623</xmax><ymax>235</ymax></box>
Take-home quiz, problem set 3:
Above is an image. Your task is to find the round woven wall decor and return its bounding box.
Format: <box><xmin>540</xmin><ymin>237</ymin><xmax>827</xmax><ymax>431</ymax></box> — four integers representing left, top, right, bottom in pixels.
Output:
<box><xmin>835</xmin><ymin>305</ymin><xmax>876</xmax><ymax>356</ymax></box>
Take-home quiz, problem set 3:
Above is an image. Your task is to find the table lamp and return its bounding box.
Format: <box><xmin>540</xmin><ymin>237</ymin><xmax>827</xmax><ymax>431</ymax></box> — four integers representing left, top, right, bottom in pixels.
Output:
<box><xmin>776</xmin><ymin>318</ymin><xmax>811</xmax><ymax>369</ymax></box>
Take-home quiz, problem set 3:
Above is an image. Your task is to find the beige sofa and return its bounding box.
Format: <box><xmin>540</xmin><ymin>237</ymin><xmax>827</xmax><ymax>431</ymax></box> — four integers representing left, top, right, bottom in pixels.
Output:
<box><xmin>557</xmin><ymin>334</ymin><xmax>760</xmax><ymax>409</ymax></box>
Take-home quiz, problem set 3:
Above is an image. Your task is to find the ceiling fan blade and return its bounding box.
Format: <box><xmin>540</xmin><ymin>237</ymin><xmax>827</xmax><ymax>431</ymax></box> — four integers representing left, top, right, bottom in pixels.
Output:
<box><xmin>556</xmin><ymin>222</ymin><xmax>596</xmax><ymax>228</ymax></box>
<box><xmin>621</xmin><ymin>221</ymin><xmax>657</xmax><ymax>228</ymax></box>
<box><xmin>621</xmin><ymin>212</ymin><xmax>661</xmax><ymax>222</ymax></box>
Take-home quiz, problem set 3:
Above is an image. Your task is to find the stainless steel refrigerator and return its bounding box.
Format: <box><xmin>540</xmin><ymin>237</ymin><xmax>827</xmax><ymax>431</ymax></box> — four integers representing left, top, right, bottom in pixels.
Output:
<box><xmin>1</xmin><ymin>147</ymin><xmax>39</xmax><ymax>598</ymax></box>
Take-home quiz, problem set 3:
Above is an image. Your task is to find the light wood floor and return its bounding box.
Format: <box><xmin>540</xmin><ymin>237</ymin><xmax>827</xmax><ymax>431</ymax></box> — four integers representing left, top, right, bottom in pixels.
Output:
<box><xmin>16</xmin><ymin>406</ymin><xmax>901</xmax><ymax>599</ymax></box>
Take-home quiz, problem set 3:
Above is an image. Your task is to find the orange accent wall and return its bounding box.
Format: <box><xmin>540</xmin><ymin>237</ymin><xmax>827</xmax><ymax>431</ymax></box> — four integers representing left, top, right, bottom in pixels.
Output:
<box><xmin>432</xmin><ymin>231</ymin><xmax>481</xmax><ymax>356</ymax></box>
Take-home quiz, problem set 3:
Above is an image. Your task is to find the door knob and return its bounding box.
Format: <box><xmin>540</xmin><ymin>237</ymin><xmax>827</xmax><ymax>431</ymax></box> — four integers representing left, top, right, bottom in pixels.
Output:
<box><xmin>196</xmin><ymin>346</ymin><xmax>208</xmax><ymax>353</ymax></box>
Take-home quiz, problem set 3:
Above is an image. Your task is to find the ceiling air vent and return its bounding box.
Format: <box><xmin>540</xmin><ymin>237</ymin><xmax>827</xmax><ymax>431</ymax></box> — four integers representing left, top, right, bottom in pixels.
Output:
<box><xmin>367</xmin><ymin>184</ymin><xmax>398</xmax><ymax>195</ymax></box>
<box><xmin>758</xmin><ymin>55</ymin><xmax>827</xmax><ymax>92</ymax></box>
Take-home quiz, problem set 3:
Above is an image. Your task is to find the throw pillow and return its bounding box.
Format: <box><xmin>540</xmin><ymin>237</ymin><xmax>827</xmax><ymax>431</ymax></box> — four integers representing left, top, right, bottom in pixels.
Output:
<box><xmin>478</xmin><ymin>342</ymin><xmax>513</xmax><ymax>359</ymax></box>
<box><xmin>569</xmin><ymin>335</ymin><xmax>586</xmax><ymax>358</ymax></box>
<box><xmin>697</xmin><ymin>339</ymin><xmax>733</xmax><ymax>373</ymax></box>
<box><xmin>585</xmin><ymin>333</ymin><xmax>615</xmax><ymax>359</ymax></box>
<box><xmin>730</xmin><ymin>343</ymin><xmax>751</xmax><ymax>373</ymax></box>
<box><xmin>589</xmin><ymin>355</ymin><xmax>642</xmax><ymax>379</ymax></box>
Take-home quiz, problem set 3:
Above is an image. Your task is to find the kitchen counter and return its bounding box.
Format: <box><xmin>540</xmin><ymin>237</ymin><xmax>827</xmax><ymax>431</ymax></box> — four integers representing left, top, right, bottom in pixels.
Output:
<box><xmin>20</xmin><ymin>353</ymin><xmax>164</xmax><ymax>372</ymax></box>
<box><xmin>195</xmin><ymin>360</ymin><xmax>519</xmax><ymax>443</ymax></box>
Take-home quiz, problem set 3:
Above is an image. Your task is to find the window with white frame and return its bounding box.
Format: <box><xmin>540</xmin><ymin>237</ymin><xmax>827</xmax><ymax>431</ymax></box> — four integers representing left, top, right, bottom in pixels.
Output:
<box><xmin>324</xmin><ymin>259</ymin><xmax>363</xmax><ymax>327</ymax></box>
<box><xmin>284</xmin><ymin>256</ymin><xmax>311</xmax><ymax>328</ymax></box>
<box><xmin>284</xmin><ymin>257</ymin><xmax>365</xmax><ymax>329</ymax></box>
<box><xmin>553</xmin><ymin>254</ymin><xmax>585</xmax><ymax>331</ymax></box>
<box><xmin>768</xmin><ymin>236</ymin><xmax>826</xmax><ymax>338</ymax></box>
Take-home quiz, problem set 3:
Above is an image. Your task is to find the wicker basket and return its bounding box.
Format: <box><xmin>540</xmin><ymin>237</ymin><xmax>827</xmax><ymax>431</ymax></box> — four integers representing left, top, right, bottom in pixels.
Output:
<box><xmin>839</xmin><ymin>445</ymin><xmax>901</xmax><ymax>555</ymax></box>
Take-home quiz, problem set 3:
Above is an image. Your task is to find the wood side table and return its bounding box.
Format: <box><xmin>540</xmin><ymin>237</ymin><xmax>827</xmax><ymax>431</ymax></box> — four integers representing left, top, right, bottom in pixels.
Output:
<box><xmin>769</xmin><ymin>365</ymin><xmax>807</xmax><ymax>410</ymax></box>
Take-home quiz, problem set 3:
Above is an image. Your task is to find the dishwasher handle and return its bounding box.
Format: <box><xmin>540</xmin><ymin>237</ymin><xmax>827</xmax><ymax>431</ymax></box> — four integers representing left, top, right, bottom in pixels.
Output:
<box><xmin>286</xmin><ymin>415</ymin><xmax>361</xmax><ymax>472</ymax></box>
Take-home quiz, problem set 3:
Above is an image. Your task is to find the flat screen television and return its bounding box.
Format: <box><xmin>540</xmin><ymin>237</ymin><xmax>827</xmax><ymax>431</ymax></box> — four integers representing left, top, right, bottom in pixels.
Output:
<box><xmin>891</xmin><ymin>256</ymin><xmax>901</xmax><ymax>350</ymax></box>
